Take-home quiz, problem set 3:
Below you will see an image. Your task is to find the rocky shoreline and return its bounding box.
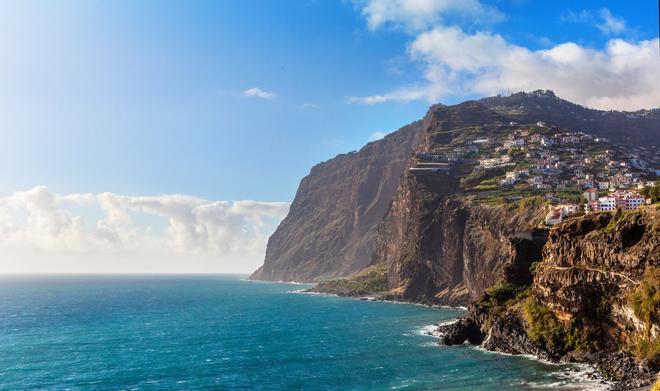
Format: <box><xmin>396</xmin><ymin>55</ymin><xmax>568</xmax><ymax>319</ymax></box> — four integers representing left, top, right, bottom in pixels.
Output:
<box><xmin>429</xmin><ymin>314</ymin><xmax>656</xmax><ymax>390</ymax></box>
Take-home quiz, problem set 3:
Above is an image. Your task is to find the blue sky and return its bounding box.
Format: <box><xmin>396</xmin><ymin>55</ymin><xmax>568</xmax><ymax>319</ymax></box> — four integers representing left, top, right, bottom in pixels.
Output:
<box><xmin>2</xmin><ymin>0</ymin><xmax>658</xmax><ymax>202</ymax></box>
<box><xmin>0</xmin><ymin>0</ymin><xmax>658</xmax><ymax>272</ymax></box>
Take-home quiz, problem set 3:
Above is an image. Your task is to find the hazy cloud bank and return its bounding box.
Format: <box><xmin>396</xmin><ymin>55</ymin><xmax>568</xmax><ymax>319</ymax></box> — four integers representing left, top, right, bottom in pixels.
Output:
<box><xmin>0</xmin><ymin>186</ymin><xmax>289</xmax><ymax>273</ymax></box>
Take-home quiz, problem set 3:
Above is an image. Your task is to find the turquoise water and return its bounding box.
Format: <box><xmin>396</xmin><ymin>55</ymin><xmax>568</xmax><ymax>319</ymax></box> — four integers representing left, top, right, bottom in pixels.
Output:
<box><xmin>0</xmin><ymin>275</ymin><xmax>598</xmax><ymax>390</ymax></box>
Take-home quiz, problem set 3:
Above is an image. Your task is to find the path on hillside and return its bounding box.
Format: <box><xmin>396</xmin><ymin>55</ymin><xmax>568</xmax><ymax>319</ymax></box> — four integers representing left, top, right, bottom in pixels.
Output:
<box><xmin>546</xmin><ymin>265</ymin><xmax>639</xmax><ymax>285</ymax></box>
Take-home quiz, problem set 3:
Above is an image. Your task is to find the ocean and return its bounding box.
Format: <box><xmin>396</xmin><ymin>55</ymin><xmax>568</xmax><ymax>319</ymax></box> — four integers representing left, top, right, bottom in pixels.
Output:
<box><xmin>0</xmin><ymin>275</ymin><xmax>601</xmax><ymax>390</ymax></box>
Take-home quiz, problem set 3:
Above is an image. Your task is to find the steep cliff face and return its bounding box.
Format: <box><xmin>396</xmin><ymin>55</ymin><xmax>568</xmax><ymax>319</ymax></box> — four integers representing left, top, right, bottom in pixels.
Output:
<box><xmin>370</xmin><ymin>102</ymin><xmax>546</xmax><ymax>305</ymax></box>
<box><xmin>437</xmin><ymin>209</ymin><xmax>659</xmax><ymax>388</ymax></box>
<box><xmin>375</xmin><ymin>192</ymin><xmax>546</xmax><ymax>305</ymax></box>
<box><xmin>250</xmin><ymin>121</ymin><xmax>423</xmax><ymax>282</ymax></box>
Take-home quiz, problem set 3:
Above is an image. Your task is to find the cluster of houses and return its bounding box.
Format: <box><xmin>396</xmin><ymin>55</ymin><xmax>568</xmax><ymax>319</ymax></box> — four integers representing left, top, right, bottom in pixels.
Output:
<box><xmin>544</xmin><ymin>188</ymin><xmax>650</xmax><ymax>225</ymax></box>
<box><xmin>408</xmin><ymin>121</ymin><xmax>657</xmax><ymax>227</ymax></box>
<box><xmin>484</xmin><ymin>128</ymin><xmax>658</xmax><ymax>192</ymax></box>
<box><xmin>583</xmin><ymin>188</ymin><xmax>647</xmax><ymax>212</ymax></box>
<box><xmin>415</xmin><ymin>121</ymin><xmax>659</xmax><ymax>188</ymax></box>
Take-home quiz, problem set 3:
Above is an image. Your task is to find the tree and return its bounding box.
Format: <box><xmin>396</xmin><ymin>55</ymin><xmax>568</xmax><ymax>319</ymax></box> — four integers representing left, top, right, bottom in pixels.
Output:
<box><xmin>640</xmin><ymin>181</ymin><xmax>660</xmax><ymax>204</ymax></box>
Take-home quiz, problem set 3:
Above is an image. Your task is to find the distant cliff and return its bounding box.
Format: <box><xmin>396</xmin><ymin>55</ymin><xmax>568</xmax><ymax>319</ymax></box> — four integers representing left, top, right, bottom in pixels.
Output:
<box><xmin>250</xmin><ymin>121</ymin><xmax>423</xmax><ymax>282</ymax></box>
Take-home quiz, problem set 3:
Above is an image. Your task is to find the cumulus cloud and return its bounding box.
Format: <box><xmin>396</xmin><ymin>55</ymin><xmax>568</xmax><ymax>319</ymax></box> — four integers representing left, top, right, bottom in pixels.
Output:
<box><xmin>243</xmin><ymin>87</ymin><xmax>277</xmax><ymax>99</ymax></box>
<box><xmin>350</xmin><ymin>2</ymin><xmax>660</xmax><ymax>110</ymax></box>
<box><xmin>357</xmin><ymin>0</ymin><xmax>503</xmax><ymax>32</ymax></box>
<box><xmin>0</xmin><ymin>186</ymin><xmax>289</xmax><ymax>273</ymax></box>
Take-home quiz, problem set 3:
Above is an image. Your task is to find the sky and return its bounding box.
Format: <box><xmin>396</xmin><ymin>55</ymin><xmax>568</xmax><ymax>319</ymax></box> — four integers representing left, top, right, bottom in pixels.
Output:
<box><xmin>0</xmin><ymin>0</ymin><xmax>658</xmax><ymax>273</ymax></box>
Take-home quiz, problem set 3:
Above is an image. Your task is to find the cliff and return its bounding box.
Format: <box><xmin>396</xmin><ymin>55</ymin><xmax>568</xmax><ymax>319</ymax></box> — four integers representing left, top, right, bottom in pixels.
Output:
<box><xmin>373</xmin><ymin>194</ymin><xmax>547</xmax><ymax>305</ymax></box>
<box><xmin>252</xmin><ymin>91</ymin><xmax>660</xmax><ymax>285</ymax></box>
<box><xmin>353</xmin><ymin>102</ymin><xmax>545</xmax><ymax>303</ymax></box>
<box><xmin>436</xmin><ymin>209</ymin><xmax>659</xmax><ymax>389</ymax></box>
<box><xmin>250</xmin><ymin>121</ymin><xmax>423</xmax><ymax>282</ymax></box>
<box><xmin>312</xmin><ymin>101</ymin><xmax>549</xmax><ymax>304</ymax></box>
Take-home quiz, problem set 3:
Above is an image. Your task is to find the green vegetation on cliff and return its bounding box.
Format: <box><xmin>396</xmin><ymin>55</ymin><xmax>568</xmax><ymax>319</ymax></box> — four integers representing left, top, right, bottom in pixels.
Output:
<box><xmin>522</xmin><ymin>296</ymin><xmax>596</xmax><ymax>353</ymax></box>
<box><xmin>523</xmin><ymin>296</ymin><xmax>567</xmax><ymax>352</ymax></box>
<box><xmin>628</xmin><ymin>267</ymin><xmax>660</xmax><ymax>367</ymax></box>
<box><xmin>640</xmin><ymin>181</ymin><xmax>660</xmax><ymax>204</ymax></box>
<box><xmin>630</xmin><ymin>267</ymin><xmax>660</xmax><ymax>332</ymax></box>
<box><xmin>311</xmin><ymin>265</ymin><xmax>389</xmax><ymax>296</ymax></box>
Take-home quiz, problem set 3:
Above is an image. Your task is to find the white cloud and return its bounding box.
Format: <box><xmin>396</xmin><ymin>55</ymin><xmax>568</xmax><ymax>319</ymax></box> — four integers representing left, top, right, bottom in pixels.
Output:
<box><xmin>597</xmin><ymin>8</ymin><xmax>626</xmax><ymax>36</ymax></box>
<box><xmin>350</xmin><ymin>2</ymin><xmax>658</xmax><ymax>110</ymax></box>
<box><xmin>561</xmin><ymin>8</ymin><xmax>627</xmax><ymax>36</ymax></box>
<box><xmin>0</xmin><ymin>186</ymin><xmax>290</xmax><ymax>273</ymax></box>
<box><xmin>347</xmin><ymin>88</ymin><xmax>429</xmax><ymax>105</ymax></box>
<box><xmin>301</xmin><ymin>102</ymin><xmax>320</xmax><ymax>109</ymax></box>
<box><xmin>368</xmin><ymin>131</ymin><xmax>387</xmax><ymax>141</ymax></box>
<box><xmin>358</xmin><ymin>0</ymin><xmax>504</xmax><ymax>32</ymax></box>
<box><xmin>411</xmin><ymin>27</ymin><xmax>660</xmax><ymax>110</ymax></box>
<box><xmin>560</xmin><ymin>9</ymin><xmax>592</xmax><ymax>24</ymax></box>
<box><xmin>243</xmin><ymin>87</ymin><xmax>277</xmax><ymax>99</ymax></box>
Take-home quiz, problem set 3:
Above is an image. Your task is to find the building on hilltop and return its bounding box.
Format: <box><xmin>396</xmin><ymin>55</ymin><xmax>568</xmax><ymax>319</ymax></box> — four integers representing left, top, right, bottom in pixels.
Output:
<box><xmin>545</xmin><ymin>203</ymin><xmax>580</xmax><ymax>225</ymax></box>
<box><xmin>585</xmin><ymin>189</ymin><xmax>646</xmax><ymax>212</ymax></box>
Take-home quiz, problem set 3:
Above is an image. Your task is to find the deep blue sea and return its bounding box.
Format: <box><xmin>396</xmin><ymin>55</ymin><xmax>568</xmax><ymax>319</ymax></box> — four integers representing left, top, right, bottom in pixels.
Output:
<box><xmin>0</xmin><ymin>275</ymin><xmax>602</xmax><ymax>390</ymax></box>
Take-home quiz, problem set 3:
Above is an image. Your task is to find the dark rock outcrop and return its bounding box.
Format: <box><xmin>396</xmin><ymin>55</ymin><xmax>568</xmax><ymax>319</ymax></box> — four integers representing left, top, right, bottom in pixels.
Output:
<box><xmin>480</xmin><ymin>312</ymin><xmax>553</xmax><ymax>360</ymax></box>
<box><xmin>437</xmin><ymin>318</ymin><xmax>483</xmax><ymax>345</ymax></box>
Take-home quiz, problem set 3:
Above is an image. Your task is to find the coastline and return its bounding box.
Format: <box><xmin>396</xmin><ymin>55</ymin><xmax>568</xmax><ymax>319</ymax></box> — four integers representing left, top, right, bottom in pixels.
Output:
<box><xmin>420</xmin><ymin>321</ymin><xmax>610</xmax><ymax>390</ymax></box>
<box><xmin>294</xmin><ymin>286</ymin><xmax>468</xmax><ymax>310</ymax></box>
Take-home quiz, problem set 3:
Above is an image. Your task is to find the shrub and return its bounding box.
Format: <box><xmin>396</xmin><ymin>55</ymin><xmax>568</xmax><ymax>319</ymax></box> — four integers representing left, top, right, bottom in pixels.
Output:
<box><xmin>604</xmin><ymin>209</ymin><xmax>626</xmax><ymax>233</ymax></box>
<box><xmin>487</xmin><ymin>283</ymin><xmax>526</xmax><ymax>304</ymax></box>
<box><xmin>628</xmin><ymin>333</ymin><xmax>660</xmax><ymax>370</ymax></box>
<box><xmin>630</xmin><ymin>267</ymin><xmax>660</xmax><ymax>335</ymax></box>
<box><xmin>628</xmin><ymin>267</ymin><xmax>660</xmax><ymax>368</ymax></box>
<box><xmin>523</xmin><ymin>296</ymin><xmax>567</xmax><ymax>352</ymax></box>
<box><xmin>473</xmin><ymin>184</ymin><xmax>499</xmax><ymax>191</ymax></box>
<box><xmin>639</xmin><ymin>181</ymin><xmax>660</xmax><ymax>204</ymax></box>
